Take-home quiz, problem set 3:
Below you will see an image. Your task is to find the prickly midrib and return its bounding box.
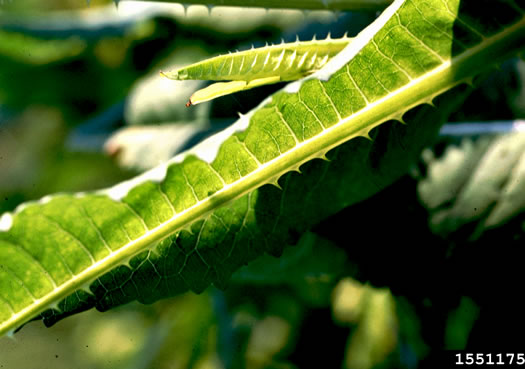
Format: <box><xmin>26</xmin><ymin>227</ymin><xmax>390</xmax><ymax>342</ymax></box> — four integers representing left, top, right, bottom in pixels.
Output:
<box><xmin>2</xmin><ymin>10</ymin><xmax>524</xmax><ymax>337</ymax></box>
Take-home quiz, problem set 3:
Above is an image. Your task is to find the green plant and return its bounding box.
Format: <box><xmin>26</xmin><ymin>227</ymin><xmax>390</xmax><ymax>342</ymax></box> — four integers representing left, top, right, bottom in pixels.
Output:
<box><xmin>0</xmin><ymin>0</ymin><xmax>524</xmax><ymax>360</ymax></box>
<box><xmin>161</xmin><ymin>35</ymin><xmax>353</xmax><ymax>105</ymax></box>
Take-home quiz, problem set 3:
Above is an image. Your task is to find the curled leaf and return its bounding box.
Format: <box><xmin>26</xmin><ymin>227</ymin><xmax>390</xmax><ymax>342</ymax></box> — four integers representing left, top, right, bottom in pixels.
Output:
<box><xmin>162</xmin><ymin>35</ymin><xmax>352</xmax><ymax>105</ymax></box>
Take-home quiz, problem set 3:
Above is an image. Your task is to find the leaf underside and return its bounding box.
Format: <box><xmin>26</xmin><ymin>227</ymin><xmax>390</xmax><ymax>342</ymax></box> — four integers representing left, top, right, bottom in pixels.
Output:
<box><xmin>1</xmin><ymin>0</ymin><xmax>524</xmax><ymax>335</ymax></box>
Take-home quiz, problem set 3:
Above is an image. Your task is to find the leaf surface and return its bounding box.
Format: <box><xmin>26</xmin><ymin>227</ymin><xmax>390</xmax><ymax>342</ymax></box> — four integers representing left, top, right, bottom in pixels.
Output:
<box><xmin>1</xmin><ymin>0</ymin><xmax>525</xmax><ymax>335</ymax></box>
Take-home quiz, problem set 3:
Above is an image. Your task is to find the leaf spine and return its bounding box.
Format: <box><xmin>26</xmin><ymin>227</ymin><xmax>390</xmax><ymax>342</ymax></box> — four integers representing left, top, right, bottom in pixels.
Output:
<box><xmin>181</xmin><ymin>3</ymin><xmax>189</xmax><ymax>16</ymax></box>
<box><xmin>423</xmin><ymin>99</ymin><xmax>436</xmax><ymax>108</ymax></box>
<box><xmin>120</xmin><ymin>258</ymin><xmax>133</xmax><ymax>269</ymax></box>
<box><xmin>392</xmin><ymin>113</ymin><xmax>406</xmax><ymax>124</ymax></box>
<box><xmin>79</xmin><ymin>284</ymin><xmax>94</xmax><ymax>295</ymax></box>
<box><xmin>48</xmin><ymin>302</ymin><xmax>61</xmax><ymax>312</ymax></box>
<box><xmin>267</xmin><ymin>178</ymin><xmax>283</xmax><ymax>190</ymax></box>
<box><xmin>182</xmin><ymin>223</ymin><xmax>194</xmax><ymax>235</ymax></box>
<box><xmin>148</xmin><ymin>241</ymin><xmax>162</xmax><ymax>257</ymax></box>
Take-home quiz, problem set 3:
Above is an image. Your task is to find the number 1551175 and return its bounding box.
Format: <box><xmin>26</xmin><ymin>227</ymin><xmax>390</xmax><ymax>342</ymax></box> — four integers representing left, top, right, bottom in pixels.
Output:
<box><xmin>456</xmin><ymin>353</ymin><xmax>525</xmax><ymax>366</ymax></box>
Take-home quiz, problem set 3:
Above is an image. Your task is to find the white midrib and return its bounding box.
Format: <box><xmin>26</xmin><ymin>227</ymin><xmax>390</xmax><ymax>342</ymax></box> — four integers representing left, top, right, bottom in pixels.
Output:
<box><xmin>1</xmin><ymin>12</ymin><xmax>524</xmax><ymax>336</ymax></box>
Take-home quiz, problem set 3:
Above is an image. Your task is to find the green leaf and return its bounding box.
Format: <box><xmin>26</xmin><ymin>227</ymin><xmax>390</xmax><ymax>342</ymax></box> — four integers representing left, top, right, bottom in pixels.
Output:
<box><xmin>419</xmin><ymin>131</ymin><xmax>525</xmax><ymax>238</ymax></box>
<box><xmin>1</xmin><ymin>0</ymin><xmax>524</xmax><ymax>336</ymax></box>
<box><xmin>0</xmin><ymin>30</ymin><xmax>86</xmax><ymax>65</ymax></box>
<box><xmin>161</xmin><ymin>36</ymin><xmax>352</xmax><ymax>105</ymax></box>
<box><xmin>231</xmin><ymin>231</ymin><xmax>346</xmax><ymax>286</ymax></box>
<box><xmin>0</xmin><ymin>14</ymin><xmax>157</xmax><ymax>122</ymax></box>
<box><xmin>232</xmin><ymin>231</ymin><xmax>347</xmax><ymax>305</ymax></box>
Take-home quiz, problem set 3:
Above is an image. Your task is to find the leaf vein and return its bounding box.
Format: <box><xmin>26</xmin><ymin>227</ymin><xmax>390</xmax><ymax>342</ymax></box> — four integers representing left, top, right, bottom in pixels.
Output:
<box><xmin>274</xmin><ymin>106</ymin><xmax>300</xmax><ymax>144</ymax></box>
<box><xmin>0</xmin><ymin>240</ymin><xmax>58</xmax><ymax>288</ymax></box>
<box><xmin>38</xmin><ymin>214</ymin><xmax>96</xmax><ymax>264</ymax></box>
